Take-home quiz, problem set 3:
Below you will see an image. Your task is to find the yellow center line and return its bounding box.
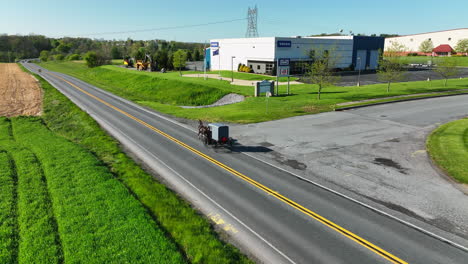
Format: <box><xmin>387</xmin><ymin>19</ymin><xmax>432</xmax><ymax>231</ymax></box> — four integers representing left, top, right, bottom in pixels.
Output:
<box><xmin>49</xmin><ymin>72</ymin><xmax>408</xmax><ymax>264</ymax></box>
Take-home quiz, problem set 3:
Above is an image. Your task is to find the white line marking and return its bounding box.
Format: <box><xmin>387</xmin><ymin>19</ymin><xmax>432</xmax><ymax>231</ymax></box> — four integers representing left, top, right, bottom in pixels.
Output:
<box><xmin>28</xmin><ymin>63</ymin><xmax>468</xmax><ymax>253</ymax></box>
<box><xmin>28</xmin><ymin>64</ymin><xmax>296</xmax><ymax>264</ymax></box>
<box><xmin>94</xmin><ymin>116</ymin><xmax>297</xmax><ymax>264</ymax></box>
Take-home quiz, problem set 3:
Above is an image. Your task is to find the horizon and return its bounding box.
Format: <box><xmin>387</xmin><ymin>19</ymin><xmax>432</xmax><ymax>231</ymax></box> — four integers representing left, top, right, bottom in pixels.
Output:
<box><xmin>2</xmin><ymin>0</ymin><xmax>467</xmax><ymax>42</ymax></box>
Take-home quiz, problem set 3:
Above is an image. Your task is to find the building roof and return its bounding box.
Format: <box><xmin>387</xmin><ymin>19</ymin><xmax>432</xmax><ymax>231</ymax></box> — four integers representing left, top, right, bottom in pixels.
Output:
<box><xmin>387</xmin><ymin>28</ymin><xmax>468</xmax><ymax>39</ymax></box>
<box><xmin>433</xmin><ymin>44</ymin><xmax>454</xmax><ymax>53</ymax></box>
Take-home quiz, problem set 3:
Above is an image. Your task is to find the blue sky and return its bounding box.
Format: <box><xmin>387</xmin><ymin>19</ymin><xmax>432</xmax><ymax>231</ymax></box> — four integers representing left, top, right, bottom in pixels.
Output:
<box><xmin>1</xmin><ymin>0</ymin><xmax>466</xmax><ymax>42</ymax></box>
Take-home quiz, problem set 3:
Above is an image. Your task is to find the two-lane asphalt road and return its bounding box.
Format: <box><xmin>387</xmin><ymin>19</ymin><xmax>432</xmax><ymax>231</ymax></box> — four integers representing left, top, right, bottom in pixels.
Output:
<box><xmin>23</xmin><ymin>63</ymin><xmax>468</xmax><ymax>264</ymax></box>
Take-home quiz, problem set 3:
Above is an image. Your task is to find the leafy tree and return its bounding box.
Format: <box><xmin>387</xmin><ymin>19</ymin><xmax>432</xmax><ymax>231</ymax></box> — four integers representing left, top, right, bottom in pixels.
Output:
<box><xmin>84</xmin><ymin>51</ymin><xmax>109</xmax><ymax>68</ymax></box>
<box><xmin>132</xmin><ymin>47</ymin><xmax>146</xmax><ymax>60</ymax></box>
<box><xmin>111</xmin><ymin>46</ymin><xmax>121</xmax><ymax>59</ymax></box>
<box><xmin>56</xmin><ymin>43</ymin><xmax>71</xmax><ymax>54</ymax></box>
<box><xmin>193</xmin><ymin>49</ymin><xmax>201</xmax><ymax>61</ymax></box>
<box><xmin>419</xmin><ymin>39</ymin><xmax>434</xmax><ymax>53</ymax></box>
<box><xmin>378</xmin><ymin>43</ymin><xmax>406</xmax><ymax>92</ymax></box>
<box><xmin>154</xmin><ymin>49</ymin><xmax>169</xmax><ymax>69</ymax></box>
<box><xmin>433</xmin><ymin>57</ymin><xmax>460</xmax><ymax>87</ymax></box>
<box><xmin>305</xmin><ymin>49</ymin><xmax>340</xmax><ymax>100</ymax></box>
<box><xmin>455</xmin><ymin>39</ymin><xmax>468</xmax><ymax>54</ymax></box>
<box><xmin>172</xmin><ymin>50</ymin><xmax>187</xmax><ymax>75</ymax></box>
<box><xmin>186</xmin><ymin>50</ymin><xmax>193</xmax><ymax>61</ymax></box>
<box><xmin>39</xmin><ymin>50</ymin><xmax>49</xmax><ymax>62</ymax></box>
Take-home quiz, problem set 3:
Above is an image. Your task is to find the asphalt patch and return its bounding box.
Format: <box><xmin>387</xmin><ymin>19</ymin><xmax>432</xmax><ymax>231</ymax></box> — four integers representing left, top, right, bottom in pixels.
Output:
<box><xmin>373</xmin><ymin>157</ymin><xmax>408</xmax><ymax>174</ymax></box>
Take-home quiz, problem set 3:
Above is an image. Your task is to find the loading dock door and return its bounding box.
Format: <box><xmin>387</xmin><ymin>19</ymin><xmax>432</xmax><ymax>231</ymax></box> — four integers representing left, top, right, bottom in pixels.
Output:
<box><xmin>356</xmin><ymin>50</ymin><xmax>367</xmax><ymax>70</ymax></box>
<box><xmin>369</xmin><ymin>50</ymin><xmax>379</xmax><ymax>70</ymax></box>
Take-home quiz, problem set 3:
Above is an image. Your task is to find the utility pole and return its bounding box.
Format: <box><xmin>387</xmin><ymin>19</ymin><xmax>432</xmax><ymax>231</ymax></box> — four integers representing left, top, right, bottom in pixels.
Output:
<box><xmin>357</xmin><ymin>57</ymin><xmax>362</xmax><ymax>87</ymax></box>
<box><xmin>231</xmin><ymin>56</ymin><xmax>236</xmax><ymax>82</ymax></box>
<box><xmin>203</xmin><ymin>41</ymin><xmax>207</xmax><ymax>80</ymax></box>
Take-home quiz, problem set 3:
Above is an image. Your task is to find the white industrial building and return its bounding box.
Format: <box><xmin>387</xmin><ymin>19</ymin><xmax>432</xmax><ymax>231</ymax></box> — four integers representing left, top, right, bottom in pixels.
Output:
<box><xmin>384</xmin><ymin>28</ymin><xmax>468</xmax><ymax>52</ymax></box>
<box><xmin>206</xmin><ymin>36</ymin><xmax>385</xmax><ymax>75</ymax></box>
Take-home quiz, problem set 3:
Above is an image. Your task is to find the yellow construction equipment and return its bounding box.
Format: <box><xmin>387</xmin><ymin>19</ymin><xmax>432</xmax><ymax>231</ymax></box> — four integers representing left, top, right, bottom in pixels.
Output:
<box><xmin>135</xmin><ymin>54</ymin><xmax>152</xmax><ymax>71</ymax></box>
<box><xmin>123</xmin><ymin>57</ymin><xmax>134</xmax><ymax>68</ymax></box>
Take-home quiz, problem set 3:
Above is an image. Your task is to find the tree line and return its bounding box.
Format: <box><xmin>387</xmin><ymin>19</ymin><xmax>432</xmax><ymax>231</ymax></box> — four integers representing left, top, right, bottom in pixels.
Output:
<box><xmin>0</xmin><ymin>34</ymin><xmax>206</xmax><ymax>69</ymax></box>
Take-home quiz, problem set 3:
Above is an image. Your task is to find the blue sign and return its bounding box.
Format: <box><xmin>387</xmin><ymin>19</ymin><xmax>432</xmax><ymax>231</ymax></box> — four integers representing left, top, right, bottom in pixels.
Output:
<box><xmin>211</xmin><ymin>42</ymin><xmax>219</xmax><ymax>48</ymax></box>
<box><xmin>277</xmin><ymin>41</ymin><xmax>292</xmax><ymax>48</ymax></box>
<box><xmin>278</xmin><ymin>58</ymin><xmax>290</xmax><ymax>66</ymax></box>
<box><xmin>258</xmin><ymin>80</ymin><xmax>273</xmax><ymax>94</ymax></box>
<box><xmin>213</xmin><ymin>49</ymin><xmax>219</xmax><ymax>56</ymax></box>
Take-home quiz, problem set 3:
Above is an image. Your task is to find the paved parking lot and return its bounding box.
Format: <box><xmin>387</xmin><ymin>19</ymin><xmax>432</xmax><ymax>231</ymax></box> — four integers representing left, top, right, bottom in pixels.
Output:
<box><xmin>231</xmin><ymin>95</ymin><xmax>468</xmax><ymax>242</ymax></box>
<box><xmin>337</xmin><ymin>68</ymin><xmax>468</xmax><ymax>86</ymax></box>
<box><xmin>298</xmin><ymin>68</ymin><xmax>468</xmax><ymax>86</ymax></box>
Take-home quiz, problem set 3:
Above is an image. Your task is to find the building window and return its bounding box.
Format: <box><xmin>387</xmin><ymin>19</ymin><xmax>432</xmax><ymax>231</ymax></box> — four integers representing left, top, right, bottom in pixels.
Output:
<box><xmin>250</xmin><ymin>65</ymin><xmax>253</xmax><ymax>69</ymax></box>
<box><xmin>257</xmin><ymin>65</ymin><xmax>261</xmax><ymax>70</ymax></box>
<box><xmin>266</xmin><ymin>64</ymin><xmax>273</xmax><ymax>72</ymax></box>
<box><xmin>448</xmin><ymin>38</ymin><xmax>452</xmax><ymax>41</ymax></box>
<box><xmin>410</xmin><ymin>38</ymin><xmax>413</xmax><ymax>42</ymax></box>
<box><xmin>428</xmin><ymin>38</ymin><xmax>431</xmax><ymax>41</ymax></box>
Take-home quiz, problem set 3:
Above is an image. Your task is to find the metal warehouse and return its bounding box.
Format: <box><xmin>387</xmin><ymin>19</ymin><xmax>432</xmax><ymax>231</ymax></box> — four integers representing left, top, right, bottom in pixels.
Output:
<box><xmin>206</xmin><ymin>36</ymin><xmax>385</xmax><ymax>75</ymax></box>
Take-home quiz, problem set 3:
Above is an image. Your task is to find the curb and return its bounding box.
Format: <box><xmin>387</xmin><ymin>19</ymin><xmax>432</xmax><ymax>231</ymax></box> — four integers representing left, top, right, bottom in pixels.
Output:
<box><xmin>335</xmin><ymin>92</ymin><xmax>468</xmax><ymax>111</ymax></box>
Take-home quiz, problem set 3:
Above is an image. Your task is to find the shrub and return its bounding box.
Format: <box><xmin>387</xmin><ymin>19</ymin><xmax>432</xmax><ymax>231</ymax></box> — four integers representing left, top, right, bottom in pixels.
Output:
<box><xmin>84</xmin><ymin>51</ymin><xmax>109</xmax><ymax>68</ymax></box>
<box><xmin>67</xmin><ymin>54</ymin><xmax>80</xmax><ymax>61</ymax></box>
<box><xmin>39</xmin><ymin>50</ymin><xmax>49</xmax><ymax>62</ymax></box>
<box><xmin>54</xmin><ymin>54</ymin><xmax>65</xmax><ymax>61</ymax></box>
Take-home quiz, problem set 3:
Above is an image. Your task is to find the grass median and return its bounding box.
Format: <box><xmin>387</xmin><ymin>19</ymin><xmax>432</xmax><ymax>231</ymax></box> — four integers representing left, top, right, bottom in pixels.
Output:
<box><xmin>427</xmin><ymin>118</ymin><xmax>468</xmax><ymax>184</ymax></box>
<box><xmin>23</xmin><ymin>65</ymin><xmax>252</xmax><ymax>263</ymax></box>
<box><xmin>39</xmin><ymin>61</ymin><xmax>468</xmax><ymax>123</ymax></box>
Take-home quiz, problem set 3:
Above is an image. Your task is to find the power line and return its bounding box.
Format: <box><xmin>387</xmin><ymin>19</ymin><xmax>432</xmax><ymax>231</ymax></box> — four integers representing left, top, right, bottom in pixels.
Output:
<box><xmin>54</xmin><ymin>18</ymin><xmax>247</xmax><ymax>38</ymax></box>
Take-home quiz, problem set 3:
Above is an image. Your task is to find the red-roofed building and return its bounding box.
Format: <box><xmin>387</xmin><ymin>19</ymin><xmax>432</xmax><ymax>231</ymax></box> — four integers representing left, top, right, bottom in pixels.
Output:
<box><xmin>432</xmin><ymin>44</ymin><xmax>455</xmax><ymax>56</ymax></box>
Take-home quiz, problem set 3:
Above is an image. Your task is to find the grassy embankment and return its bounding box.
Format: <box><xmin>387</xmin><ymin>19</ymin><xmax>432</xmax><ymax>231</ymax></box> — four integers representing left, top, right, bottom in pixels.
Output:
<box><xmin>39</xmin><ymin>61</ymin><xmax>468</xmax><ymax>124</ymax></box>
<box><xmin>427</xmin><ymin>118</ymin><xmax>468</xmax><ymax>184</ymax></box>
<box><xmin>20</xmin><ymin>65</ymin><xmax>252</xmax><ymax>264</ymax></box>
<box><xmin>186</xmin><ymin>70</ymin><xmax>298</xmax><ymax>82</ymax></box>
<box><xmin>0</xmin><ymin>117</ymin><xmax>185</xmax><ymax>264</ymax></box>
<box><xmin>398</xmin><ymin>56</ymin><xmax>468</xmax><ymax>66</ymax></box>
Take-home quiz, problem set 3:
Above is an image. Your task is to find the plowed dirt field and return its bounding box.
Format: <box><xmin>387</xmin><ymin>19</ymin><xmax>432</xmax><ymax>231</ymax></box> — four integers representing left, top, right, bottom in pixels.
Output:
<box><xmin>0</xmin><ymin>63</ymin><xmax>42</xmax><ymax>116</ymax></box>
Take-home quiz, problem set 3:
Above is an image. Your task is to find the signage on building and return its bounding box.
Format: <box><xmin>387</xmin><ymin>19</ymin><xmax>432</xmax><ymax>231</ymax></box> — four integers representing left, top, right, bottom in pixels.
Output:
<box><xmin>277</xmin><ymin>40</ymin><xmax>292</xmax><ymax>48</ymax></box>
<box><xmin>278</xmin><ymin>58</ymin><xmax>290</xmax><ymax>66</ymax></box>
<box><xmin>211</xmin><ymin>42</ymin><xmax>219</xmax><ymax>48</ymax></box>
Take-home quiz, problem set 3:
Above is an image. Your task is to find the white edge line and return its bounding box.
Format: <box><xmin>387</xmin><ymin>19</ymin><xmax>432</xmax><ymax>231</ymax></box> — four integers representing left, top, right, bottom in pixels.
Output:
<box><xmin>27</xmin><ymin>64</ymin><xmax>296</xmax><ymax>264</ymax></box>
<box><xmin>96</xmin><ymin>118</ymin><xmax>297</xmax><ymax>264</ymax></box>
<box><xmin>30</xmin><ymin>63</ymin><xmax>468</xmax><ymax>253</ymax></box>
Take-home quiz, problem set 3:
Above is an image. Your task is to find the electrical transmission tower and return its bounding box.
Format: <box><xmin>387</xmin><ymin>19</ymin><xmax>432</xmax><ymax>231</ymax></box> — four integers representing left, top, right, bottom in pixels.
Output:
<box><xmin>246</xmin><ymin>6</ymin><xmax>259</xmax><ymax>38</ymax></box>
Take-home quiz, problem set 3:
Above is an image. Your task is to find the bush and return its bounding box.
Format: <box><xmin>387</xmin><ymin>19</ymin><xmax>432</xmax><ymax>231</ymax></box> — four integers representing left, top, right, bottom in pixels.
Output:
<box><xmin>407</xmin><ymin>53</ymin><xmax>419</xmax><ymax>56</ymax></box>
<box><xmin>84</xmin><ymin>51</ymin><xmax>109</xmax><ymax>68</ymax></box>
<box><xmin>54</xmin><ymin>54</ymin><xmax>65</xmax><ymax>61</ymax></box>
<box><xmin>67</xmin><ymin>54</ymin><xmax>80</xmax><ymax>61</ymax></box>
<box><xmin>39</xmin><ymin>50</ymin><xmax>49</xmax><ymax>62</ymax></box>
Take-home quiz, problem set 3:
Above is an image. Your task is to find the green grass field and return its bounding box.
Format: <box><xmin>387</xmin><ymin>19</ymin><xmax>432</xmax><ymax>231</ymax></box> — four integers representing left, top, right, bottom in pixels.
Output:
<box><xmin>427</xmin><ymin>118</ymin><xmax>468</xmax><ymax>184</ymax></box>
<box><xmin>0</xmin><ymin>117</ymin><xmax>185</xmax><ymax>264</ymax></box>
<box><xmin>186</xmin><ymin>70</ymin><xmax>298</xmax><ymax>82</ymax></box>
<box><xmin>397</xmin><ymin>56</ymin><xmax>468</xmax><ymax>66</ymax></box>
<box><xmin>38</xmin><ymin>61</ymin><xmax>468</xmax><ymax>123</ymax></box>
<box><xmin>22</xmin><ymin>65</ymin><xmax>252</xmax><ymax>264</ymax></box>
